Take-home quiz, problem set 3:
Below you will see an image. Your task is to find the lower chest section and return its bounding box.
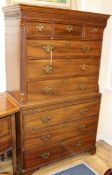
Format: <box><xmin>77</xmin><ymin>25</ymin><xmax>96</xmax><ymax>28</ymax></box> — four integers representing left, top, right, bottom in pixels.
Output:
<box><xmin>18</xmin><ymin>96</ymin><xmax>100</xmax><ymax>171</ymax></box>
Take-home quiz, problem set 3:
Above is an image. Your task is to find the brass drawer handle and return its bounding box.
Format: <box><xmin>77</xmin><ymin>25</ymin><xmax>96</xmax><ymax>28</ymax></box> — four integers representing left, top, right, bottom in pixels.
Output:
<box><xmin>76</xmin><ymin>141</ymin><xmax>84</xmax><ymax>147</ymax></box>
<box><xmin>43</xmin><ymin>45</ymin><xmax>54</xmax><ymax>53</ymax></box>
<box><xmin>42</xmin><ymin>87</ymin><xmax>54</xmax><ymax>95</ymax></box>
<box><xmin>90</xmin><ymin>27</ymin><xmax>98</xmax><ymax>33</ymax></box>
<box><xmin>43</xmin><ymin>65</ymin><xmax>54</xmax><ymax>74</ymax></box>
<box><xmin>41</xmin><ymin>116</ymin><xmax>51</xmax><ymax>123</ymax></box>
<box><xmin>41</xmin><ymin>152</ymin><xmax>50</xmax><ymax>159</ymax></box>
<box><xmin>79</xmin><ymin>83</ymin><xmax>87</xmax><ymax>90</ymax></box>
<box><xmin>40</xmin><ymin>135</ymin><xmax>50</xmax><ymax>141</ymax></box>
<box><xmin>80</xmin><ymin>64</ymin><xmax>88</xmax><ymax>71</ymax></box>
<box><xmin>81</xmin><ymin>47</ymin><xmax>90</xmax><ymax>53</ymax></box>
<box><xmin>37</xmin><ymin>23</ymin><xmax>44</xmax><ymax>32</ymax></box>
<box><xmin>79</xmin><ymin>125</ymin><xmax>87</xmax><ymax>131</ymax></box>
<box><xmin>80</xmin><ymin>108</ymin><xmax>89</xmax><ymax>115</ymax></box>
<box><xmin>65</xmin><ymin>25</ymin><xmax>73</xmax><ymax>32</ymax></box>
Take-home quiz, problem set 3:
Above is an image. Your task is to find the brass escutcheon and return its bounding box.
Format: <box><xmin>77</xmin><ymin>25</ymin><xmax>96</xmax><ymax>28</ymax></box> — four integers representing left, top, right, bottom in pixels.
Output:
<box><xmin>76</xmin><ymin>141</ymin><xmax>84</xmax><ymax>147</ymax></box>
<box><xmin>65</xmin><ymin>25</ymin><xmax>74</xmax><ymax>32</ymax></box>
<box><xmin>79</xmin><ymin>125</ymin><xmax>87</xmax><ymax>131</ymax></box>
<box><xmin>80</xmin><ymin>64</ymin><xmax>88</xmax><ymax>71</ymax></box>
<box><xmin>37</xmin><ymin>23</ymin><xmax>44</xmax><ymax>32</ymax></box>
<box><xmin>81</xmin><ymin>46</ymin><xmax>90</xmax><ymax>53</ymax></box>
<box><xmin>43</xmin><ymin>45</ymin><xmax>54</xmax><ymax>53</ymax></box>
<box><xmin>40</xmin><ymin>135</ymin><xmax>50</xmax><ymax>141</ymax></box>
<box><xmin>90</xmin><ymin>27</ymin><xmax>98</xmax><ymax>33</ymax></box>
<box><xmin>41</xmin><ymin>152</ymin><xmax>50</xmax><ymax>159</ymax></box>
<box><xmin>79</xmin><ymin>83</ymin><xmax>87</xmax><ymax>90</ymax></box>
<box><xmin>43</xmin><ymin>65</ymin><xmax>54</xmax><ymax>74</ymax></box>
<box><xmin>41</xmin><ymin>116</ymin><xmax>51</xmax><ymax>123</ymax></box>
<box><xmin>80</xmin><ymin>108</ymin><xmax>89</xmax><ymax>115</ymax></box>
<box><xmin>42</xmin><ymin>87</ymin><xmax>54</xmax><ymax>95</ymax></box>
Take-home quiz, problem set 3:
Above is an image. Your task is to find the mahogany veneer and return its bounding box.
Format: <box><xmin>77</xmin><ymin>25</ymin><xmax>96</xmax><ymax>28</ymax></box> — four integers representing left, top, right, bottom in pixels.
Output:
<box><xmin>3</xmin><ymin>4</ymin><xmax>110</xmax><ymax>175</ymax></box>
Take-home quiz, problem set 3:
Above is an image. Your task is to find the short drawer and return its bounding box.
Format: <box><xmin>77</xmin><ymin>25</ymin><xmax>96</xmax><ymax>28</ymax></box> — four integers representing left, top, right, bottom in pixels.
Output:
<box><xmin>84</xmin><ymin>26</ymin><xmax>103</xmax><ymax>40</ymax></box>
<box><xmin>23</xmin><ymin>97</ymin><xmax>100</xmax><ymax>131</ymax></box>
<box><xmin>27</xmin><ymin>40</ymin><xmax>102</xmax><ymax>59</ymax></box>
<box><xmin>23</xmin><ymin>142</ymin><xmax>70</xmax><ymax>169</ymax></box>
<box><xmin>0</xmin><ymin>116</ymin><xmax>12</xmax><ymax>153</ymax></box>
<box><xmin>23</xmin><ymin>117</ymin><xmax>98</xmax><ymax>151</ymax></box>
<box><xmin>27</xmin><ymin>58</ymin><xmax>100</xmax><ymax>81</ymax></box>
<box><xmin>26</xmin><ymin>22</ymin><xmax>52</xmax><ymax>38</ymax></box>
<box><xmin>64</xmin><ymin>134</ymin><xmax>96</xmax><ymax>154</ymax></box>
<box><xmin>26</xmin><ymin>76</ymin><xmax>98</xmax><ymax>102</ymax></box>
<box><xmin>54</xmin><ymin>23</ymin><xmax>83</xmax><ymax>39</ymax></box>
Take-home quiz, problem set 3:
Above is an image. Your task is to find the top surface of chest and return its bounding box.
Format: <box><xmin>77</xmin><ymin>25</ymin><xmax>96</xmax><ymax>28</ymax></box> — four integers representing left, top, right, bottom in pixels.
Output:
<box><xmin>0</xmin><ymin>93</ymin><xmax>19</xmax><ymax>118</ymax></box>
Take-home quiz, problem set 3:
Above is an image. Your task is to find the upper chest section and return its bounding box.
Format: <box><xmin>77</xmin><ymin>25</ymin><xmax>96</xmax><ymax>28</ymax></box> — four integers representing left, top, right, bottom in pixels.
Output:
<box><xmin>3</xmin><ymin>4</ymin><xmax>109</xmax><ymax>41</ymax></box>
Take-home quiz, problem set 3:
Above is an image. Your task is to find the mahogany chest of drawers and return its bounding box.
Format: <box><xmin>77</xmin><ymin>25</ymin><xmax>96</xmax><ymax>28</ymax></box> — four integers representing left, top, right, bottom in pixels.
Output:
<box><xmin>3</xmin><ymin>4</ymin><xmax>109</xmax><ymax>175</ymax></box>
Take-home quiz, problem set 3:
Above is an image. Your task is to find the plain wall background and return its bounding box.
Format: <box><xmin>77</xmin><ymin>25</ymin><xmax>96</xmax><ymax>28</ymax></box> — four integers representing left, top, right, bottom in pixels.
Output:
<box><xmin>0</xmin><ymin>0</ymin><xmax>112</xmax><ymax>145</ymax></box>
<box><xmin>0</xmin><ymin>0</ymin><xmax>5</xmax><ymax>92</ymax></box>
<box><xmin>82</xmin><ymin>0</ymin><xmax>112</xmax><ymax>146</ymax></box>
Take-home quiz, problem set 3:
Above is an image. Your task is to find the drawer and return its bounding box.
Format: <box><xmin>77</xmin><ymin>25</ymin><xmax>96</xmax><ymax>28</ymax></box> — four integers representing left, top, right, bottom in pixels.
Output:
<box><xmin>84</xmin><ymin>26</ymin><xmax>103</xmax><ymax>40</ymax></box>
<box><xmin>0</xmin><ymin>116</ymin><xmax>12</xmax><ymax>153</ymax></box>
<box><xmin>23</xmin><ymin>97</ymin><xmax>100</xmax><ymax>131</ymax></box>
<box><xmin>54</xmin><ymin>23</ymin><xmax>83</xmax><ymax>39</ymax></box>
<box><xmin>27</xmin><ymin>58</ymin><xmax>100</xmax><ymax>81</ymax></box>
<box><xmin>26</xmin><ymin>22</ymin><xmax>52</xmax><ymax>38</ymax></box>
<box><xmin>26</xmin><ymin>76</ymin><xmax>98</xmax><ymax>102</ymax></box>
<box><xmin>23</xmin><ymin>117</ymin><xmax>98</xmax><ymax>151</ymax></box>
<box><xmin>27</xmin><ymin>40</ymin><xmax>102</xmax><ymax>59</ymax></box>
<box><xmin>64</xmin><ymin>134</ymin><xmax>96</xmax><ymax>154</ymax></box>
<box><xmin>23</xmin><ymin>142</ymin><xmax>70</xmax><ymax>169</ymax></box>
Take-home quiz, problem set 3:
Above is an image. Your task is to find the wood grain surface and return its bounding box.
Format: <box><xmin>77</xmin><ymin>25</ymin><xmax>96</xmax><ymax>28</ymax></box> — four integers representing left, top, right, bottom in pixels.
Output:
<box><xmin>23</xmin><ymin>97</ymin><xmax>100</xmax><ymax>131</ymax></box>
<box><xmin>0</xmin><ymin>93</ymin><xmax>19</xmax><ymax>118</ymax></box>
<box><xmin>27</xmin><ymin>40</ymin><xmax>102</xmax><ymax>59</ymax></box>
<box><xmin>27</xmin><ymin>59</ymin><xmax>100</xmax><ymax>80</ymax></box>
<box><xmin>3</xmin><ymin>4</ymin><xmax>109</xmax><ymax>175</ymax></box>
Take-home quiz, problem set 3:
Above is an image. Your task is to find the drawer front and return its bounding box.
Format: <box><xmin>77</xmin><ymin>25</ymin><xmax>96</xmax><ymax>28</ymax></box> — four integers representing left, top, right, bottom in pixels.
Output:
<box><xmin>54</xmin><ymin>23</ymin><xmax>83</xmax><ymax>39</ymax></box>
<box><xmin>23</xmin><ymin>98</ymin><xmax>100</xmax><ymax>131</ymax></box>
<box><xmin>27</xmin><ymin>58</ymin><xmax>100</xmax><ymax>81</ymax></box>
<box><xmin>26</xmin><ymin>22</ymin><xmax>52</xmax><ymax>38</ymax></box>
<box><xmin>26</xmin><ymin>76</ymin><xmax>98</xmax><ymax>102</ymax></box>
<box><xmin>0</xmin><ymin>117</ymin><xmax>12</xmax><ymax>153</ymax></box>
<box><xmin>27</xmin><ymin>40</ymin><xmax>102</xmax><ymax>59</ymax></box>
<box><xmin>23</xmin><ymin>143</ymin><xmax>70</xmax><ymax>169</ymax></box>
<box><xmin>64</xmin><ymin>134</ymin><xmax>96</xmax><ymax>154</ymax></box>
<box><xmin>23</xmin><ymin>117</ymin><xmax>98</xmax><ymax>151</ymax></box>
<box><xmin>23</xmin><ymin>132</ymin><xmax>96</xmax><ymax>169</ymax></box>
<box><xmin>84</xmin><ymin>26</ymin><xmax>103</xmax><ymax>40</ymax></box>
